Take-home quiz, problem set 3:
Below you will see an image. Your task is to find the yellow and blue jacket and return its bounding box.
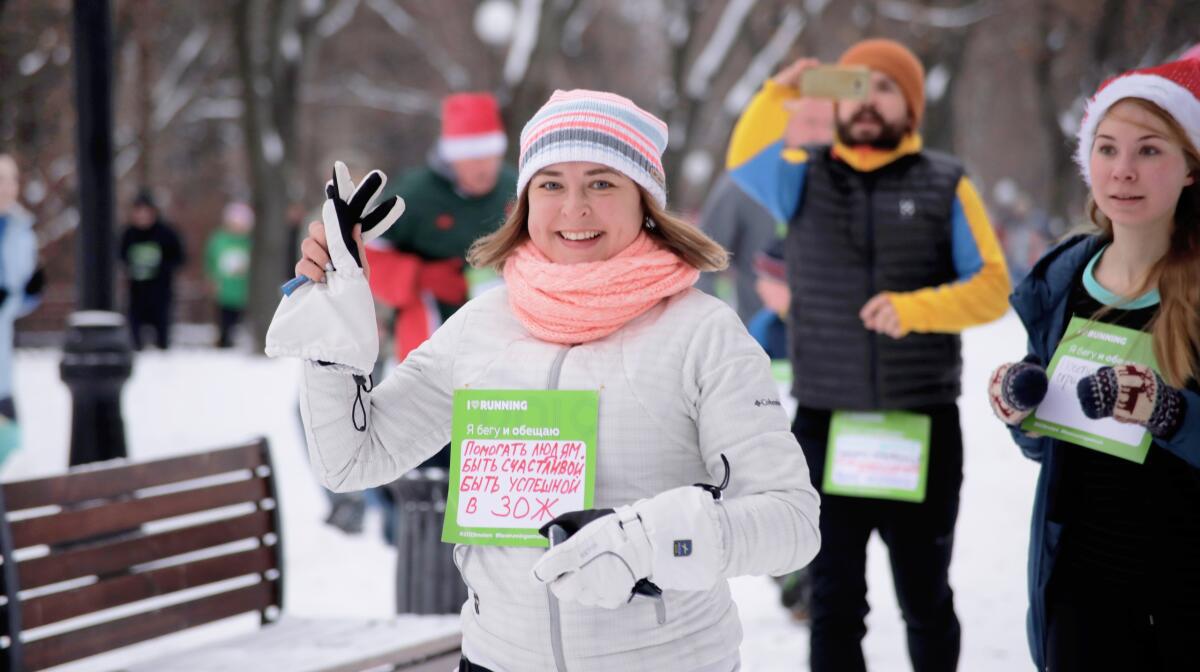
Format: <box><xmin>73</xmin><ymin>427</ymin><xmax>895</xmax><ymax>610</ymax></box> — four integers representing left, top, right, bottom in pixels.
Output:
<box><xmin>726</xmin><ymin>80</ymin><xmax>1010</xmax><ymax>335</ymax></box>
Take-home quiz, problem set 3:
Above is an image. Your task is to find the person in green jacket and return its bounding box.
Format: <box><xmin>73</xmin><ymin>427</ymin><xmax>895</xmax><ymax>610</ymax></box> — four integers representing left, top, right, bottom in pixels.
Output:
<box><xmin>205</xmin><ymin>201</ymin><xmax>253</xmax><ymax>348</ymax></box>
<box><xmin>366</xmin><ymin>92</ymin><xmax>516</xmax><ymax>365</ymax></box>
<box><xmin>361</xmin><ymin>92</ymin><xmax>516</xmax><ymax>536</ymax></box>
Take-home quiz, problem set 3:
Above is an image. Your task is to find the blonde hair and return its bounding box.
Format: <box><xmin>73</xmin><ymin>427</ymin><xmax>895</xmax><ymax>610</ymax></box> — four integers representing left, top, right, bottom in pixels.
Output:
<box><xmin>1085</xmin><ymin>97</ymin><xmax>1200</xmax><ymax>387</ymax></box>
<box><xmin>467</xmin><ymin>186</ymin><xmax>728</xmax><ymax>273</ymax></box>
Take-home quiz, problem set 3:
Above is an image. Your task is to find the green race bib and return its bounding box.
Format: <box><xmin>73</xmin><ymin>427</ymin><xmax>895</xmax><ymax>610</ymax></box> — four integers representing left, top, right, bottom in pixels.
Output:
<box><xmin>464</xmin><ymin>267</ymin><xmax>502</xmax><ymax>299</ymax></box>
<box><xmin>823</xmin><ymin>410</ymin><xmax>931</xmax><ymax>503</ymax></box>
<box><xmin>443</xmin><ymin>389</ymin><xmax>599</xmax><ymax>547</ymax></box>
<box><xmin>1021</xmin><ymin>316</ymin><xmax>1155</xmax><ymax>463</ymax></box>
<box><xmin>128</xmin><ymin>242</ymin><xmax>163</xmax><ymax>281</ymax></box>
<box><xmin>770</xmin><ymin>359</ymin><xmax>792</xmax><ymax>385</ymax></box>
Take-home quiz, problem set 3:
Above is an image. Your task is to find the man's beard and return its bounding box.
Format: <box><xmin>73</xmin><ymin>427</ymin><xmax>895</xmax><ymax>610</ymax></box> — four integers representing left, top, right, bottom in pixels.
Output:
<box><xmin>835</xmin><ymin>107</ymin><xmax>909</xmax><ymax>150</ymax></box>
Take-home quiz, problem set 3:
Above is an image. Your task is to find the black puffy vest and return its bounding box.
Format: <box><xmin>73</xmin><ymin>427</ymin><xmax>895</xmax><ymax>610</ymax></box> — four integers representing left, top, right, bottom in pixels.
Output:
<box><xmin>786</xmin><ymin>147</ymin><xmax>965</xmax><ymax>410</ymax></box>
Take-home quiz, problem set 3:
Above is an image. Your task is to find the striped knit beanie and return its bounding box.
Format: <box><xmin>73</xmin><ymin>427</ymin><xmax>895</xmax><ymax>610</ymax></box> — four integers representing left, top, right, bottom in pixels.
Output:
<box><xmin>517</xmin><ymin>89</ymin><xmax>669</xmax><ymax>208</ymax></box>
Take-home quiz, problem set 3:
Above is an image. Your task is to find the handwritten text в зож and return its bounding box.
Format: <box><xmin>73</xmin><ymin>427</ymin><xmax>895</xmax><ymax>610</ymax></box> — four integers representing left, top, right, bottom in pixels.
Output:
<box><xmin>458</xmin><ymin>439</ymin><xmax>587</xmax><ymax>525</ymax></box>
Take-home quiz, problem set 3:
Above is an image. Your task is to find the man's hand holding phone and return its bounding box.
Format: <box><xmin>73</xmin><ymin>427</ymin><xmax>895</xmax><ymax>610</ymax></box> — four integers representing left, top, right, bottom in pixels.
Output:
<box><xmin>773</xmin><ymin>57</ymin><xmax>870</xmax><ymax>101</ymax></box>
<box><xmin>772</xmin><ymin>58</ymin><xmax>821</xmax><ymax>90</ymax></box>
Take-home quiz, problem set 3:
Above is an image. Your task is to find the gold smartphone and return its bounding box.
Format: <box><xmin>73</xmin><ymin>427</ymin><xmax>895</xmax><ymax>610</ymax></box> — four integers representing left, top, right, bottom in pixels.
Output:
<box><xmin>800</xmin><ymin>66</ymin><xmax>870</xmax><ymax>100</ymax></box>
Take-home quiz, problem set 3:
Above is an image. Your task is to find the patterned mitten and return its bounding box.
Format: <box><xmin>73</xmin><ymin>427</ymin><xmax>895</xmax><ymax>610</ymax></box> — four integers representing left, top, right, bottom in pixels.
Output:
<box><xmin>1076</xmin><ymin>364</ymin><xmax>1187</xmax><ymax>439</ymax></box>
<box><xmin>988</xmin><ymin>359</ymin><xmax>1048</xmax><ymax>426</ymax></box>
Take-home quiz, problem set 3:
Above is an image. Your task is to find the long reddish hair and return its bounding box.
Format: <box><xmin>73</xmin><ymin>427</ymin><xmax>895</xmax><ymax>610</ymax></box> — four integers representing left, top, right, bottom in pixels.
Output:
<box><xmin>1086</xmin><ymin>97</ymin><xmax>1200</xmax><ymax>387</ymax></box>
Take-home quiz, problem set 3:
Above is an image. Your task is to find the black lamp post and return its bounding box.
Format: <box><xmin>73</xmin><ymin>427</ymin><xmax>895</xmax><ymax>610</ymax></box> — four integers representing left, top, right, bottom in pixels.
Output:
<box><xmin>60</xmin><ymin>0</ymin><xmax>132</xmax><ymax>466</ymax></box>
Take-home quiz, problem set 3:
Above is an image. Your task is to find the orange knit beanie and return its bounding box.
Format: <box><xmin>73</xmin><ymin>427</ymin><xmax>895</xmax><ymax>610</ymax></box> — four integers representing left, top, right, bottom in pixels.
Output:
<box><xmin>839</xmin><ymin>39</ymin><xmax>926</xmax><ymax>128</ymax></box>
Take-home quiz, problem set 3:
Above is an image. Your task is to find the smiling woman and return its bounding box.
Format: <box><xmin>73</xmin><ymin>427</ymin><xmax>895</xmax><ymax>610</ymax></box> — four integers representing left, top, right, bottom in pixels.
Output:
<box><xmin>277</xmin><ymin>88</ymin><xmax>821</xmax><ymax>672</ymax></box>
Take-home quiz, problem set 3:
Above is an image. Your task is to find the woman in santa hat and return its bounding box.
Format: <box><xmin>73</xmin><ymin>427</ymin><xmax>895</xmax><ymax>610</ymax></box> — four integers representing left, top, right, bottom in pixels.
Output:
<box><xmin>988</xmin><ymin>57</ymin><xmax>1200</xmax><ymax>670</ymax></box>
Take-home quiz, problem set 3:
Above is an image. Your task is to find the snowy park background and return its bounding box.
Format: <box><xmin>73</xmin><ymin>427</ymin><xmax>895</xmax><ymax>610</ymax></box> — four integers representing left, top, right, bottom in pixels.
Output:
<box><xmin>8</xmin><ymin>310</ymin><xmax>1035</xmax><ymax>671</ymax></box>
<box><xmin>6</xmin><ymin>0</ymin><xmax>1199</xmax><ymax>343</ymax></box>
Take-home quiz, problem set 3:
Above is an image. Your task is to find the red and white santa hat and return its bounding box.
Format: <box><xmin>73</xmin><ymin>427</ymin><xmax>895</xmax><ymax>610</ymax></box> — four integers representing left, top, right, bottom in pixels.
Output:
<box><xmin>1076</xmin><ymin>58</ymin><xmax>1200</xmax><ymax>185</ymax></box>
<box><xmin>439</xmin><ymin>92</ymin><xmax>507</xmax><ymax>162</ymax></box>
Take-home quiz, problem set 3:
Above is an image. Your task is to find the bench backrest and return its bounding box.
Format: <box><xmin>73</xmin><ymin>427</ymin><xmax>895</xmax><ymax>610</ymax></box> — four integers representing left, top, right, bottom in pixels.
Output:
<box><xmin>0</xmin><ymin>439</ymin><xmax>283</xmax><ymax>671</ymax></box>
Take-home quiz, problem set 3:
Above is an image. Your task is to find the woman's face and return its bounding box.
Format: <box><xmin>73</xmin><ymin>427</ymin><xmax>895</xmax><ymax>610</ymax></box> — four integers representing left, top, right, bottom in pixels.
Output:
<box><xmin>526</xmin><ymin>161</ymin><xmax>644</xmax><ymax>264</ymax></box>
<box><xmin>1090</xmin><ymin>100</ymin><xmax>1195</xmax><ymax>231</ymax></box>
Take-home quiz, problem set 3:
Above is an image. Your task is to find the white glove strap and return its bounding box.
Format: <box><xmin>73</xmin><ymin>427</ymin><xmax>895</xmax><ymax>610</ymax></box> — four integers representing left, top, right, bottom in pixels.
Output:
<box><xmin>616</xmin><ymin>505</ymin><xmax>642</xmax><ymax>529</ymax></box>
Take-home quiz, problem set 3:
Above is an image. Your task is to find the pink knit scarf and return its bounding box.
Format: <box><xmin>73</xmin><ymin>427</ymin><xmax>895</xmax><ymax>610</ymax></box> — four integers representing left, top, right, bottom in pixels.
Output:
<box><xmin>502</xmin><ymin>232</ymin><xmax>699</xmax><ymax>344</ymax></box>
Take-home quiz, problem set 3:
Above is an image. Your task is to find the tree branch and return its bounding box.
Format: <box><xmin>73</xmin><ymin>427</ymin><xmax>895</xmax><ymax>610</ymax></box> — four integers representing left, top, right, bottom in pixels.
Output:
<box><xmin>685</xmin><ymin>0</ymin><xmax>758</xmax><ymax>100</ymax></box>
<box><xmin>365</xmin><ymin>0</ymin><xmax>469</xmax><ymax>88</ymax></box>
<box><xmin>723</xmin><ymin>6</ymin><xmax>803</xmax><ymax>116</ymax></box>
<box><xmin>876</xmin><ymin>0</ymin><xmax>997</xmax><ymax>29</ymax></box>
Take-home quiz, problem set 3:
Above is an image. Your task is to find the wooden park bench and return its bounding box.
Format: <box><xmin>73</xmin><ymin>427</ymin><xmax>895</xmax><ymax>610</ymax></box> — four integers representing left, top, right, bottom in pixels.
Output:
<box><xmin>0</xmin><ymin>438</ymin><xmax>461</xmax><ymax>672</ymax></box>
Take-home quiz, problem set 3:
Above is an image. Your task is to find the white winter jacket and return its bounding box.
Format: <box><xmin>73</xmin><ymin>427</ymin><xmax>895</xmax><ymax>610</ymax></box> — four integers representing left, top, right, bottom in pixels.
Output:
<box><xmin>300</xmin><ymin>286</ymin><xmax>821</xmax><ymax>671</ymax></box>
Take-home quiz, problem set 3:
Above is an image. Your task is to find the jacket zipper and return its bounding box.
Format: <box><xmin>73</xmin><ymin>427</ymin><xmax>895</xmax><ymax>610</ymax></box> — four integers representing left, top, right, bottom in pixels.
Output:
<box><xmin>542</xmin><ymin>344</ymin><xmax>668</xmax><ymax>669</ymax></box>
<box><xmin>545</xmin><ymin>346</ymin><xmax>573</xmax><ymax>672</ymax></box>
<box><xmin>864</xmin><ymin>175</ymin><xmax>880</xmax><ymax>409</ymax></box>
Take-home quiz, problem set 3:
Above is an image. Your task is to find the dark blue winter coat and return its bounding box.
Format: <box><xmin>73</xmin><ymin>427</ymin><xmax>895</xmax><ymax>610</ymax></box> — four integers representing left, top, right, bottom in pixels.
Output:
<box><xmin>1008</xmin><ymin>233</ymin><xmax>1200</xmax><ymax>669</ymax></box>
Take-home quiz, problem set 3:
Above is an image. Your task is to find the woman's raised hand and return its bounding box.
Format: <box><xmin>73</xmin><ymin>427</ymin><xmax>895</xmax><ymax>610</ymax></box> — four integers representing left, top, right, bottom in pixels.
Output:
<box><xmin>265</xmin><ymin>162</ymin><xmax>406</xmax><ymax>375</ymax></box>
<box><xmin>296</xmin><ymin>219</ymin><xmax>369</xmax><ymax>283</ymax></box>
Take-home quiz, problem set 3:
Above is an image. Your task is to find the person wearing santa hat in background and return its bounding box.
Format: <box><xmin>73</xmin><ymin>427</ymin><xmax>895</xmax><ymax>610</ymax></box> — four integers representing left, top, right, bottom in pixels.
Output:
<box><xmin>988</xmin><ymin>56</ymin><xmax>1200</xmax><ymax>670</ymax></box>
<box><xmin>367</xmin><ymin>92</ymin><xmax>517</xmax><ymax>367</ymax></box>
<box><xmin>351</xmin><ymin>93</ymin><xmax>515</xmax><ymax>533</ymax></box>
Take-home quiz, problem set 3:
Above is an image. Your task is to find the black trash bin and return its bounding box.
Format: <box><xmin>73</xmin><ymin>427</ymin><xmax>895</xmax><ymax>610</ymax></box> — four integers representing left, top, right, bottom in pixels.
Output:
<box><xmin>391</xmin><ymin>468</ymin><xmax>467</xmax><ymax>615</ymax></box>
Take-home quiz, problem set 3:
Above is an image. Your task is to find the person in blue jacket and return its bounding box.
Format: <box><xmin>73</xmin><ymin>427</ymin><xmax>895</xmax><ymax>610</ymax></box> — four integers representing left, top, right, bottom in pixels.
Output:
<box><xmin>746</xmin><ymin>239</ymin><xmax>789</xmax><ymax>360</ymax></box>
<box><xmin>989</xmin><ymin>58</ymin><xmax>1200</xmax><ymax>671</ymax></box>
<box><xmin>0</xmin><ymin>154</ymin><xmax>37</xmax><ymax>466</ymax></box>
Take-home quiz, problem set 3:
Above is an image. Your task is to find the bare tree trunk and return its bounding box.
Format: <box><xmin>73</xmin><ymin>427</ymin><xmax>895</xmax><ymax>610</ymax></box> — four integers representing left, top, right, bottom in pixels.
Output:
<box><xmin>913</xmin><ymin>32</ymin><xmax>971</xmax><ymax>154</ymax></box>
<box><xmin>1032</xmin><ymin>0</ymin><xmax>1082</xmax><ymax>235</ymax></box>
<box><xmin>1090</xmin><ymin>0</ymin><xmax>1126</xmax><ymax>77</ymax></box>
<box><xmin>236</xmin><ymin>0</ymin><xmax>327</xmax><ymax>352</ymax></box>
<box><xmin>134</xmin><ymin>0</ymin><xmax>154</xmax><ymax>188</ymax></box>
<box><xmin>1162</xmin><ymin>0</ymin><xmax>1200</xmax><ymax>58</ymax></box>
<box><xmin>235</xmin><ymin>0</ymin><xmax>290</xmax><ymax>352</ymax></box>
<box><xmin>501</xmin><ymin>0</ymin><xmax>582</xmax><ymax>166</ymax></box>
<box><xmin>660</xmin><ymin>0</ymin><xmax>708</xmax><ymax>200</ymax></box>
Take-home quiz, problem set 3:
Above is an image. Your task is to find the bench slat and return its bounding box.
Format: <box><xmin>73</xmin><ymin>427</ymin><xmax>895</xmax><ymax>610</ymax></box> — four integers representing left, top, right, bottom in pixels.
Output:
<box><xmin>21</xmin><ymin>545</ymin><xmax>275</xmax><ymax>629</ymax></box>
<box><xmin>18</xmin><ymin>511</ymin><xmax>273</xmax><ymax>590</ymax></box>
<box><xmin>120</xmin><ymin>617</ymin><xmax>462</xmax><ymax>672</ymax></box>
<box><xmin>21</xmin><ymin>581</ymin><xmax>274</xmax><ymax>670</ymax></box>
<box><xmin>2</xmin><ymin>441</ymin><xmax>266</xmax><ymax>511</ymax></box>
<box><xmin>10</xmin><ymin>478</ymin><xmax>269</xmax><ymax>549</ymax></box>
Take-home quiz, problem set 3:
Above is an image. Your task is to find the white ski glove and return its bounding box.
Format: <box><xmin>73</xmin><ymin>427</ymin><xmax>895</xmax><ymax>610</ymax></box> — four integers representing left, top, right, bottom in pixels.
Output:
<box><xmin>531</xmin><ymin>486</ymin><xmax>724</xmax><ymax>609</ymax></box>
<box><xmin>265</xmin><ymin>161</ymin><xmax>404</xmax><ymax>374</ymax></box>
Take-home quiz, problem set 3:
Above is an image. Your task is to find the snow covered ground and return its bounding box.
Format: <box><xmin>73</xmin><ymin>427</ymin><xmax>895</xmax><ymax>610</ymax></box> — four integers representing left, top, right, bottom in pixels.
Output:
<box><xmin>8</xmin><ymin>311</ymin><xmax>1037</xmax><ymax>671</ymax></box>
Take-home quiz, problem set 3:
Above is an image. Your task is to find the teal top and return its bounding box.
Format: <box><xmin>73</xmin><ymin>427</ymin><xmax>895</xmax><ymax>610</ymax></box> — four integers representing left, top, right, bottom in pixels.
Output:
<box><xmin>1083</xmin><ymin>245</ymin><xmax>1161</xmax><ymax>309</ymax></box>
